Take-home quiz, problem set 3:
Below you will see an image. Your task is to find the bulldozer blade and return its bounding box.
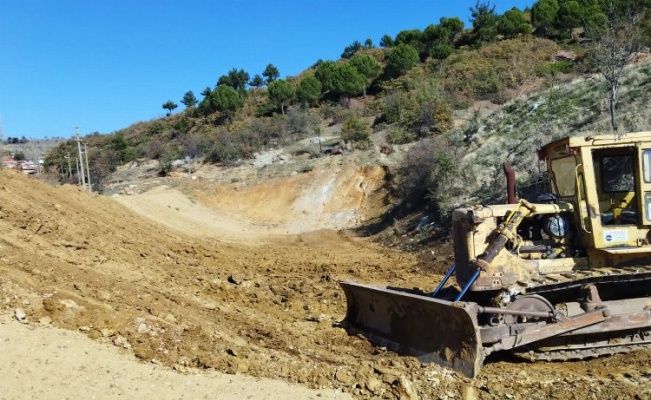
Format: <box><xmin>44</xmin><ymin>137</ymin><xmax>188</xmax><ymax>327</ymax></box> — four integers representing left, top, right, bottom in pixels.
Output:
<box><xmin>340</xmin><ymin>281</ymin><xmax>484</xmax><ymax>378</ymax></box>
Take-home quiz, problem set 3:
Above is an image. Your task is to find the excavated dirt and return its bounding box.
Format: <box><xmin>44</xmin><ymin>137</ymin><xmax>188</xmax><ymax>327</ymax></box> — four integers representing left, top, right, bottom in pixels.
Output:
<box><xmin>1</xmin><ymin>161</ymin><xmax>650</xmax><ymax>399</ymax></box>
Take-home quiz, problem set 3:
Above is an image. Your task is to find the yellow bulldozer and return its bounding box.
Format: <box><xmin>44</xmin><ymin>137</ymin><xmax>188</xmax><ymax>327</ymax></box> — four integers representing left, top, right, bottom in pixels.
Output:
<box><xmin>341</xmin><ymin>132</ymin><xmax>651</xmax><ymax>377</ymax></box>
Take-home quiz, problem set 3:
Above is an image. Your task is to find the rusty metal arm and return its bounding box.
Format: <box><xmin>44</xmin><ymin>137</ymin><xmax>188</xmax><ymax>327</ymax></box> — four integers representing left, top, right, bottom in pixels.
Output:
<box><xmin>477</xmin><ymin>306</ymin><xmax>555</xmax><ymax>319</ymax></box>
<box><xmin>484</xmin><ymin>309</ymin><xmax>606</xmax><ymax>356</ymax></box>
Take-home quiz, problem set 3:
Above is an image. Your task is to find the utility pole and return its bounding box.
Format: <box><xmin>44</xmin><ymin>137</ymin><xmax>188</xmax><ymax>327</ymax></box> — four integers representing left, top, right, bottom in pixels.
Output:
<box><xmin>83</xmin><ymin>141</ymin><xmax>91</xmax><ymax>191</ymax></box>
<box><xmin>76</xmin><ymin>157</ymin><xmax>81</xmax><ymax>184</ymax></box>
<box><xmin>64</xmin><ymin>153</ymin><xmax>72</xmax><ymax>182</ymax></box>
<box><xmin>75</xmin><ymin>127</ymin><xmax>89</xmax><ymax>191</ymax></box>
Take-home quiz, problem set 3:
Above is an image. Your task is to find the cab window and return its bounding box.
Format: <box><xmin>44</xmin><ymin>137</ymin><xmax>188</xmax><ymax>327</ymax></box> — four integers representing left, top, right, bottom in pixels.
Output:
<box><xmin>643</xmin><ymin>150</ymin><xmax>651</xmax><ymax>183</ymax></box>
<box><xmin>594</xmin><ymin>148</ymin><xmax>637</xmax><ymax>225</ymax></box>
<box><xmin>602</xmin><ymin>155</ymin><xmax>635</xmax><ymax>192</ymax></box>
<box><xmin>550</xmin><ymin>156</ymin><xmax>576</xmax><ymax>196</ymax></box>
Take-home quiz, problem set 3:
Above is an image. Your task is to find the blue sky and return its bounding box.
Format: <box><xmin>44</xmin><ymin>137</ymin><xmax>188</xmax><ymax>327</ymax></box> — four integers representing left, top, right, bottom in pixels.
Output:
<box><xmin>1</xmin><ymin>0</ymin><xmax>535</xmax><ymax>139</ymax></box>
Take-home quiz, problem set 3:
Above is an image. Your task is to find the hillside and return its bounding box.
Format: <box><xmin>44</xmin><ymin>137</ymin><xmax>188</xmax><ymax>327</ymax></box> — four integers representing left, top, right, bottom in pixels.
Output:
<box><xmin>439</xmin><ymin>56</ymin><xmax>651</xmax><ymax>212</ymax></box>
<box><xmin>40</xmin><ymin>36</ymin><xmax>651</xmax><ymax>228</ymax></box>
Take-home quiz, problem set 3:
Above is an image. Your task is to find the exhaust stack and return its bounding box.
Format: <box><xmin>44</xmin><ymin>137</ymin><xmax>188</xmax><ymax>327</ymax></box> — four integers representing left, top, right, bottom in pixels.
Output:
<box><xmin>503</xmin><ymin>162</ymin><xmax>517</xmax><ymax>204</ymax></box>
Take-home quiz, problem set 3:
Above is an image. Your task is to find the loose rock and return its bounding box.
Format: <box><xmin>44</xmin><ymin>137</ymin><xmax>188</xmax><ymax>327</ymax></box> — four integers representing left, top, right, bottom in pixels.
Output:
<box><xmin>14</xmin><ymin>308</ymin><xmax>26</xmax><ymax>323</ymax></box>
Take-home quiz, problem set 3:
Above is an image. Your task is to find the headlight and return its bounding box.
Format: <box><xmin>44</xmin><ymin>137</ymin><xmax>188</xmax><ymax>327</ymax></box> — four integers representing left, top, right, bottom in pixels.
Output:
<box><xmin>544</xmin><ymin>215</ymin><xmax>569</xmax><ymax>238</ymax></box>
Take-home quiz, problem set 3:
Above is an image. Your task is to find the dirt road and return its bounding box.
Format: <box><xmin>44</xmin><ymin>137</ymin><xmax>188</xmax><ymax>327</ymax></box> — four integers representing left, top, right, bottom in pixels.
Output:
<box><xmin>0</xmin><ymin>168</ymin><xmax>649</xmax><ymax>399</ymax></box>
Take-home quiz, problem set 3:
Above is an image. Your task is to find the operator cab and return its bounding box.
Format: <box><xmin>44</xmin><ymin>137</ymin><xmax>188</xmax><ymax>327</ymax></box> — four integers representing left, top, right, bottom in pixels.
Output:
<box><xmin>540</xmin><ymin>132</ymin><xmax>651</xmax><ymax>257</ymax></box>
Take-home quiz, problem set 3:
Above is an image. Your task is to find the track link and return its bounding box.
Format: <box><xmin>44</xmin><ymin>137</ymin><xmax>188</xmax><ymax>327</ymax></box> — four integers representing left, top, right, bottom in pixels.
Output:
<box><xmin>511</xmin><ymin>323</ymin><xmax>651</xmax><ymax>362</ymax></box>
<box><xmin>515</xmin><ymin>341</ymin><xmax>651</xmax><ymax>362</ymax></box>
<box><xmin>526</xmin><ymin>265</ymin><xmax>651</xmax><ymax>295</ymax></box>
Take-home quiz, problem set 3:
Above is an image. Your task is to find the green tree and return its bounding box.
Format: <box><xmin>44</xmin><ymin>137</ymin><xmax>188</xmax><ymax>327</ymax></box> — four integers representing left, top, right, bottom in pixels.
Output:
<box><xmin>110</xmin><ymin>132</ymin><xmax>128</xmax><ymax>163</ymax></box>
<box><xmin>424</xmin><ymin>23</ymin><xmax>451</xmax><ymax>48</ymax></box>
<box><xmin>349</xmin><ymin>53</ymin><xmax>380</xmax><ymax>96</ymax></box>
<box><xmin>554</xmin><ymin>0</ymin><xmax>592</xmax><ymax>33</ymax></box>
<box><xmin>440</xmin><ymin>17</ymin><xmax>465</xmax><ymax>41</ymax></box>
<box><xmin>431</xmin><ymin>44</ymin><xmax>454</xmax><ymax>71</ymax></box>
<box><xmin>218</xmin><ymin>68</ymin><xmax>250</xmax><ymax>92</ymax></box>
<box><xmin>198</xmin><ymin>88</ymin><xmax>212</xmax><ymax>113</ymax></box>
<box><xmin>532</xmin><ymin>0</ymin><xmax>560</xmax><ymax>37</ymax></box>
<box><xmin>332</xmin><ymin>63</ymin><xmax>366</xmax><ymax>104</ymax></box>
<box><xmin>210</xmin><ymin>85</ymin><xmax>243</xmax><ymax>121</ymax></box>
<box><xmin>268</xmin><ymin>79</ymin><xmax>296</xmax><ymax>115</ymax></box>
<box><xmin>385</xmin><ymin>43</ymin><xmax>419</xmax><ymax>77</ymax></box>
<box><xmin>380</xmin><ymin>34</ymin><xmax>395</xmax><ymax>48</ymax></box>
<box><xmin>249</xmin><ymin>74</ymin><xmax>265</xmax><ymax>89</ymax></box>
<box><xmin>470</xmin><ymin>0</ymin><xmax>499</xmax><ymax>42</ymax></box>
<box><xmin>181</xmin><ymin>91</ymin><xmax>197</xmax><ymax>108</ymax></box>
<box><xmin>162</xmin><ymin>100</ymin><xmax>178</xmax><ymax>116</ymax></box>
<box><xmin>395</xmin><ymin>29</ymin><xmax>426</xmax><ymax>60</ymax></box>
<box><xmin>297</xmin><ymin>76</ymin><xmax>322</xmax><ymax>106</ymax></box>
<box><xmin>262</xmin><ymin>64</ymin><xmax>280</xmax><ymax>85</ymax></box>
<box><xmin>423</xmin><ymin>18</ymin><xmax>464</xmax><ymax>60</ymax></box>
<box><xmin>315</xmin><ymin>60</ymin><xmax>338</xmax><ymax>94</ymax></box>
<box><xmin>497</xmin><ymin>7</ymin><xmax>532</xmax><ymax>38</ymax></box>
<box><xmin>341</xmin><ymin>40</ymin><xmax>363</xmax><ymax>59</ymax></box>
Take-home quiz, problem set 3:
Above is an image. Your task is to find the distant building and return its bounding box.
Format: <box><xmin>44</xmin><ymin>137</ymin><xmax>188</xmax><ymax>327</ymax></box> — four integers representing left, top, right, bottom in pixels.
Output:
<box><xmin>2</xmin><ymin>155</ymin><xmax>17</xmax><ymax>169</ymax></box>
<box><xmin>2</xmin><ymin>154</ymin><xmax>38</xmax><ymax>175</ymax></box>
<box><xmin>19</xmin><ymin>160</ymin><xmax>37</xmax><ymax>175</ymax></box>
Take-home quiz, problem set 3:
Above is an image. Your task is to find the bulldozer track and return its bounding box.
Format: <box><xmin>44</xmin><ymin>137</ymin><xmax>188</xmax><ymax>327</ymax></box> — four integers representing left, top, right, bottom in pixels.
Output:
<box><xmin>514</xmin><ymin>332</ymin><xmax>651</xmax><ymax>362</ymax></box>
<box><xmin>504</xmin><ymin>266</ymin><xmax>651</xmax><ymax>365</ymax></box>
<box><xmin>526</xmin><ymin>265</ymin><xmax>651</xmax><ymax>295</ymax></box>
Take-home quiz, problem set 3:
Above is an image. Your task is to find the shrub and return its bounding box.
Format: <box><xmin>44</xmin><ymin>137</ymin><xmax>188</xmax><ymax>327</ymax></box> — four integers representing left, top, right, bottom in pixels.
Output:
<box><xmin>248</xmin><ymin>119</ymin><xmax>279</xmax><ymax>147</ymax></box>
<box><xmin>382</xmin><ymin>91</ymin><xmax>408</xmax><ymax>125</ymax></box>
<box><xmin>386</xmin><ymin>126</ymin><xmax>416</xmax><ymax>144</ymax></box>
<box><xmin>205</xmin><ymin>134</ymin><xmax>240</xmax><ymax>165</ymax></box>
<box><xmin>380</xmin><ymin>80</ymin><xmax>452</xmax><ymax>139</ymax></box>
<box><xmin>147</xmin><ymin>121</ymin><xmax>166</xmax><ymax>136</ymax></box>
<box><xmin>535</xmin><ymin>60</ymin><xmax>574</xmax><ymax>76</ymax></box>
<box><xmin>287</xmin><ymin>107</ymin><xmax>316</xmax><ymax>140</ymax></box>
<box><xmin>396</xmin><ymin>136</ymin><xmax>461</xmax><ymax>222</ymax></box>
<box><xmin>341</xmin><ymin>115</ymin><xmax>371</xmax><ymax>149</ymax></box>
<box><xmin>204</xmin><ymin>130</ymin><xmax>260</xmax><ymax>165</ymax></box>
<box><xmin>145</xmin><ymin>139</ymin><xmax>166</xmax><ymax>160</ymax></box>
<box><xmin>172</xmin><ymin>117</ymin><xmax>192</xmax><ymax>134</ymax></box>
<box><xmin>442</xmin><ymin>38</ymin><xmax>559</xmax><ymax>105</ymax></box>
<box><xmin>182</xmin><ymin>134</ymin><xmax>205</xmax><ymax>159</ymax></box>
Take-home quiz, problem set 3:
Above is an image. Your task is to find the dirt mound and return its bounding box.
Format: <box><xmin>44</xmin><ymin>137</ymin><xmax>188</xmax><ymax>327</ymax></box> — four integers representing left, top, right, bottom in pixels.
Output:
<box><xmin>0</xmin><ymin>169</ymin><xmax>649</xmax><ymax>399</ymax></box>
<box><xmin>113</xmin><ymin>157</ymin><xmax>389</xmax><ymax>242</ymax></box>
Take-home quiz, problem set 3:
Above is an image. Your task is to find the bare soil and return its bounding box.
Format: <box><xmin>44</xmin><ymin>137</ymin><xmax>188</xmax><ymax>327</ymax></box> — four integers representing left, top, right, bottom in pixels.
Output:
<box><xmin>1</xmin><ymin>152</ymin><xmax>649</xmax><ymax>400</ymax></box>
